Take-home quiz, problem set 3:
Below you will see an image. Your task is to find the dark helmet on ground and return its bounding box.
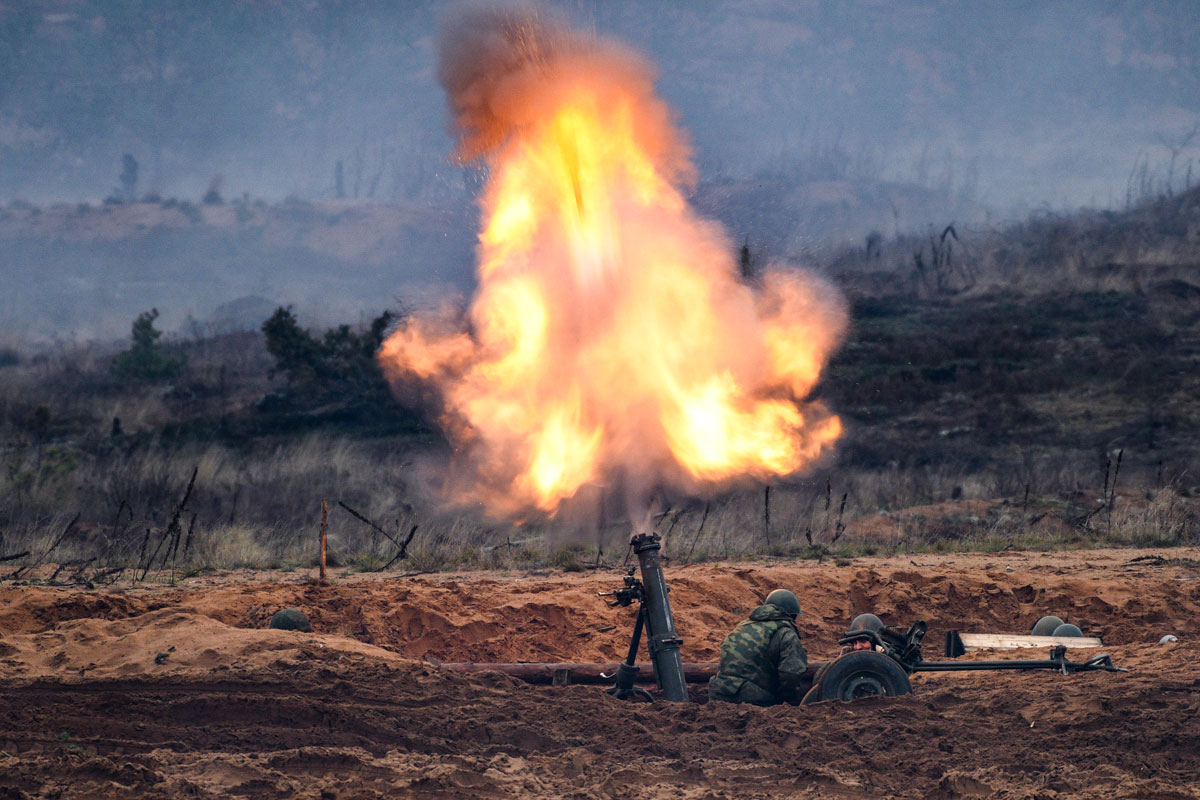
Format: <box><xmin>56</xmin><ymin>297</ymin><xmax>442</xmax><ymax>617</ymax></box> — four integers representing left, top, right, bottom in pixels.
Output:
<box><xmin>849</xmin><ymin>613</ymin><xmax>884</xmax><ymax>632</ymax></box>
<box><xmin>1052</xmin><ymin>623</ymin><xmax>1083</xmax><ymax>638</ymax></box>
<box><xmin>1031</xmin><ymin>615</ymin><xmax>1065</xmax><ymax>636</ymax></box>
<box><xmin>764</xmin><ymin>589</ymin><xmax>802</xmax><ymax>616</ymax></box>
<box><xmin>269</xmin><ymin>608</ymin><xmax>312</xmax><ymax>632</ymax></box>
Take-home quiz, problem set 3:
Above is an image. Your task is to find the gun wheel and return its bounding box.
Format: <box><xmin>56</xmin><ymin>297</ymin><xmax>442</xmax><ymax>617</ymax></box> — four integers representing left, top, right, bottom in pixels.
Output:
<box><xmin>801</xmin><ymin>651</ymin><xmax>912</xmax><ymax>704</ymax></box>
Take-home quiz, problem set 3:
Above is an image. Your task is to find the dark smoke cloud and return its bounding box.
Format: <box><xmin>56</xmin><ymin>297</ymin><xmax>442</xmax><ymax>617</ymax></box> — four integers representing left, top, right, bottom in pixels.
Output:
<box><xmin>436</xmin><ymin>3</ymin><xmax>573</xmax><ymax>160</ymax></box>
<box><xmin>436</xmin><ymin>3</ymin><xmax>692</xmax><ymax>183</ymax></box>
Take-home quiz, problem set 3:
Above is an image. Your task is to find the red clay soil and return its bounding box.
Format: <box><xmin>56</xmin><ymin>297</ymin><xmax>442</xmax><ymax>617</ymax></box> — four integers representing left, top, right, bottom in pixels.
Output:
<box><xmin>1</xmin><ymin>548</ymin><xmax>1198</xmax><ymax>798</ymax></box>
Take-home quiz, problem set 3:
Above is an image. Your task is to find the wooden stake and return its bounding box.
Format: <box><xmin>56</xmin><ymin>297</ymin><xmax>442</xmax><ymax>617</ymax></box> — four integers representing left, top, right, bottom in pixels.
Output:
<box><xmin>763</xmin><ymin>485</ymin><xmax>772</xmax><ymax>549</ymax></box>
<box><xmin>319</xmin><ymin>498</ymin><xmax>328</xmax><ymax>583</ymax></box>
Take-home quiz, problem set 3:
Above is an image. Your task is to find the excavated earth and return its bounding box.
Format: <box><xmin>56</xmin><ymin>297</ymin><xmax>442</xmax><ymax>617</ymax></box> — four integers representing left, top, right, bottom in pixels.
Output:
<box><xmin>1</xmin><ymin>548</ymin><xmax>1199</xmax><ymax>799</ymax></box>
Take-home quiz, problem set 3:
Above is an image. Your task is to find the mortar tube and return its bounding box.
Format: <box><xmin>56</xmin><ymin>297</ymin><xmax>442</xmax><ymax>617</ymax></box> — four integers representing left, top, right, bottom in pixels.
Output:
<box><xmin>631</xmin><ymin>532</ymin><xmax>689</xmax><ymax>701</ymax></box>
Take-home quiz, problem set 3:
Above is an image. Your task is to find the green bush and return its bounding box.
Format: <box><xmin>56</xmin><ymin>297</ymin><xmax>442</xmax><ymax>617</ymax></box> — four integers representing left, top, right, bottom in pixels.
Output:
<box><xmin>261</xmin><ymin>307</ymin><xmax>405</xmax><ymax>420</ymax></box>
<box><xmin>111</xmin><ymin>309</ymin><xmax>184</xmax><ymax>381</ymax></box>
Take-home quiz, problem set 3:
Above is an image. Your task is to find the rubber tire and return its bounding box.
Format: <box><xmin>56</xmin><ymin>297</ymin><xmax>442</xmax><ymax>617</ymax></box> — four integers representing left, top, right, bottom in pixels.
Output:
<box><xmin>801</xmin><ymin>651</ymin><xmax>911</xmax><ymax>704</ymax></box>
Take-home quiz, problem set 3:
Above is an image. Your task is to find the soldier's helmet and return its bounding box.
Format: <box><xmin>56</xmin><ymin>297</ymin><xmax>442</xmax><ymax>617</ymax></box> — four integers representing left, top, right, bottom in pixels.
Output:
<box><xmin>849</xmin><ymin>613</ymin><xmax>884</xmax><ymax>632</ymax></box>
<box><xmin>764</xmin><ymin>589</ymin><xmax>802</xmax><ymax>617</ymax></box>
<box><xmin>269</xmin><ymin>608</ymin><xmax>312</xmax><ymax>632</ymax></box>
<box><xmin>1031</xmin><ymin>615</ymin><xmax>1065</xmax><ymax>636</ymax></box>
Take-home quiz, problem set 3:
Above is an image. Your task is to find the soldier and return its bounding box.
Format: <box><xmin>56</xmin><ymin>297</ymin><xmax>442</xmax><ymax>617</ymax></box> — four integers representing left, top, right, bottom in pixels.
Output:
<box><xmin>708</xmin><ymin>589</ymin><xmax>809</xmax><ymax>706</ymax></box>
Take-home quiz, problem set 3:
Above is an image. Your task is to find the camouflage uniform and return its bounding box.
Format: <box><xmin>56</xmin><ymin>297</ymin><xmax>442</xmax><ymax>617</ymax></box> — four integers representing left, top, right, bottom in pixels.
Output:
<box><xmin>708</xmin><ymin>604</ymin><xmax>809</xmax><ymax>705</ymax></box>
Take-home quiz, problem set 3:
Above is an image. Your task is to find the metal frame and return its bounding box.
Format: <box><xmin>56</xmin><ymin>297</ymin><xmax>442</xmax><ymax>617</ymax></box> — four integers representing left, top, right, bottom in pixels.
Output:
<box><xmin>594</xmin><ymin>566</ymin><xmax>1127</xmax><ymax>703</ymax></box>
<box><xmin>840</xmin><ymin>621</ymin><xmax>1127</xmax><ymax>677</ymax></box>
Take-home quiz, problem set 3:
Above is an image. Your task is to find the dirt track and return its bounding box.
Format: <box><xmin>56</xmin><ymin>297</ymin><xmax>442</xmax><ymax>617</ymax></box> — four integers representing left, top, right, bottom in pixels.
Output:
<box><xmin>2</xmin><ymin>549</ymin><xmax>1199</xmax><ymax>798</ymax></box>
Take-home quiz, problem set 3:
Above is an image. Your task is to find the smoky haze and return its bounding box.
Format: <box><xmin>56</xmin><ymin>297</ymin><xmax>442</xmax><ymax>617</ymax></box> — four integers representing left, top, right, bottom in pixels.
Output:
<box><xmin>1</xmin><ymin>0</ymin><xmax>1198</xmax><ymax>340</ymax></box>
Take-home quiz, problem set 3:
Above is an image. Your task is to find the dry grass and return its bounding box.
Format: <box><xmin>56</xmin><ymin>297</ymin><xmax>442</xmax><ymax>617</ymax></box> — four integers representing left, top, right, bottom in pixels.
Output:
<box><xmin>3</xmin><ymin>324</ymin><xmax>1196</xmax><ymax>576</ymax></box>
<box><xmin>1</xmin><ymin>437</ymin><xmax>1196</xmax><ymax>578</ymax></box>
<box><xmin>1106</xmin><ymin>489</ymin><xmax>1195</xmax><ymax>547</ymax></box>
<box><xmin>830</xmin><ymin>185</ymin><xmax>1200</xmax><ymax>298</ymax></box>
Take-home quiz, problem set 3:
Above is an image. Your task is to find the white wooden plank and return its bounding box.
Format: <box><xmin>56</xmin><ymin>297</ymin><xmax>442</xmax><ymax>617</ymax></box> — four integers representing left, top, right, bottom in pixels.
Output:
<box><xmin>957</xmin><ymin>633</ymin><xmax>1101</xmax><ymax>651</ymax></box>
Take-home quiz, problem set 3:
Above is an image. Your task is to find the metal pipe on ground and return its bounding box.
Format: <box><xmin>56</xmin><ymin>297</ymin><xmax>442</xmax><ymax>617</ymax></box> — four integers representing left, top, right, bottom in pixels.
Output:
<box><xmin>437</xmin><ymin>662</ymin><xmax>720</xmax><ymax>685</ymax></box>
<box><xmin>436</xmin><ymin>661</ymin><xmax>824</xmax><ymax>686</ymax></box>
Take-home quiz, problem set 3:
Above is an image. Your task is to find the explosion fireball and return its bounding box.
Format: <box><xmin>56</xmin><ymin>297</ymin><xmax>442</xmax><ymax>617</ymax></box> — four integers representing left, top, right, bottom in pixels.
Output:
<box><xmin>380</xmin><ymin>6</ymin><xmax>847</xmax><ymax>518</ymax></box>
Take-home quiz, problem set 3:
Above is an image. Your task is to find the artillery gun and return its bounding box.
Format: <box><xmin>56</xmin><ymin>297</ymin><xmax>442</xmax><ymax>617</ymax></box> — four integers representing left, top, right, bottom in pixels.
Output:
<box><xmin>592</xmin><ymin>532</ymin><xmax>1125</xmax><ymax>704</ymax></box>
<box><xmin>802</xmin><ymin>619</ymin><xmax>1126</xmax><ymax>703</ymax></box>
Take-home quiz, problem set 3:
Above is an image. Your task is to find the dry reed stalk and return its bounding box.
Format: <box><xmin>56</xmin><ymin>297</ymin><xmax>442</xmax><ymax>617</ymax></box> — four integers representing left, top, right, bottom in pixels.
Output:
<box><xmin>830</xmin><ymin>492</ymin><xmax>848</xmax><ymax>544</ymax></box>
<box><xmin>8</xmin><ymin>512</ymin><xmax>80</xmax><ymax>580</ymax></box>
<box><xmin>683</xmin><ymin>502</ymin><xmax>710</xmax><ymax>565</ymax></box>
<box><xmin>136</xmin><ymin>466</ymin><xmax>197</xmax><ymax>582</ymax></box>
<box><xmin>763</xmin><ymin>485</ymin><xmax>772</xmax><ymax>549</ymax></box>
<box><xmin>380</xmin><ymin>525</ymin><xmax>418</xmax><ymax>570</ymax></box>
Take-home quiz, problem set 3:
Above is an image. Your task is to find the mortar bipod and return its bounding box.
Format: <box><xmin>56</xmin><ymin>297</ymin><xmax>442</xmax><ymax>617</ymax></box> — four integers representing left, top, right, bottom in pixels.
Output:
<box><xmin>602</xmin><ymin>604</ymin><xmax>654</xmax><ymax>701</ymax></box>
<box><xmin>598</xmin><ymin>533</ymin><xmax>690</xmax><ymax>702</ymax></box>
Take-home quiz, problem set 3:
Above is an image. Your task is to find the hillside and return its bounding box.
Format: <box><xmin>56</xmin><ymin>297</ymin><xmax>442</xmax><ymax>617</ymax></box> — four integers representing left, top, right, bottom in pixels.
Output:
<box><xmin>0</xmin><ymin>197</ymin><xmax>474</xmax><ymax>340</ymax></box>
<box><xmin>0</xmin><ymin>188</ymin><xmax>1197</xmax><ymax>574</ymax></box>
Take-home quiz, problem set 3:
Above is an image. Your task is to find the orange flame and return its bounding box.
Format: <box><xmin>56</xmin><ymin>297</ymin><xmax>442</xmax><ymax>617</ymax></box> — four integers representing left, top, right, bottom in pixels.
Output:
<box><xmin>380</xmin><ymin>8</ymin><xmax>846</xmax><ymax>517</ymax></box>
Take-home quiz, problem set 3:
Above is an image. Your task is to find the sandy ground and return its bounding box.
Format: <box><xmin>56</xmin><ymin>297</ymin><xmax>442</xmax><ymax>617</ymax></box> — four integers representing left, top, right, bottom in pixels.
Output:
<box><xmin>1</xmin><ymin>548</ymin><xmax>1198</xmax><ymax>798</ymax></box>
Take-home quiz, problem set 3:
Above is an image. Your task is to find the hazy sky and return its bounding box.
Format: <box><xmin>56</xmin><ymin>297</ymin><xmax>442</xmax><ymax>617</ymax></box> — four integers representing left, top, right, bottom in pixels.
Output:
<box><xmin>2</xmin><ymin>1</ymin><xmax>1199</xmax><ymax>343</ymax></box>
<box><xmin>1</xmin><ymin>1</ymin><xmax>1197</xmax><ymax>213</ymax></box>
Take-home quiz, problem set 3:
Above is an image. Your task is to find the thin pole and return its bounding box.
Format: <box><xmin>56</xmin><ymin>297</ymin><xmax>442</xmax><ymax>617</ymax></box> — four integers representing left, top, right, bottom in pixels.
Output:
<box><xmin>763</xmin><ymin>485</ymin><xmax>772</xmax><ymax>550</ymax></box>
<box><xmin>320</xmin><ymin>498</ymin><xmax>328</xmax><ymax>583</ymax></box>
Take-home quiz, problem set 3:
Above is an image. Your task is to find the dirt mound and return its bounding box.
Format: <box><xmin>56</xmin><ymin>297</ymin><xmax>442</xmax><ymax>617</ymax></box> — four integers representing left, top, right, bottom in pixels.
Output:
<box><xmin>0</xmin><ymin>608</ymin><xmax>409</xmax><ymax>684</ymax></box>
<box><xmin>3</xmin><ymin>549</ymin><xmax>1196</xmax><ymax>663</ymax></box>
<box><xmin>2</xmin><ymin>549</ymin><xmax>1198</xmax><ymax>798</ymax></box>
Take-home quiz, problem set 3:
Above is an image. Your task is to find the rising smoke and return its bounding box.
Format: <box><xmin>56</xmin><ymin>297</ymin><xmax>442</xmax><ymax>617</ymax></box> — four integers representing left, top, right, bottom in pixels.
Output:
<box><xmin>435</xmin><ymin>3</ymin><xmax>691</xmax><ymax>178</ymax></box>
